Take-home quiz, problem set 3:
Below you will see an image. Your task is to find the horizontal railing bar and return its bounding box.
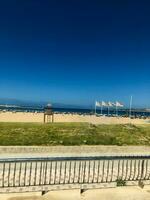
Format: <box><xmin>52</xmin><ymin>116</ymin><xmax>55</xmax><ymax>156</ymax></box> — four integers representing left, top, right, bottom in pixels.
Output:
<box><xmin>0</xmin><ymin>155</ymin><xmax>150</xmax><ymax>162</ymax></box>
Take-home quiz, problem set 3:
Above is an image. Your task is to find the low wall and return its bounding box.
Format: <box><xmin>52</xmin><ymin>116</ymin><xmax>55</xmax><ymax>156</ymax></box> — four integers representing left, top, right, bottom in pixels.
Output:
<box><xmin>0</xmin><ymin>146</ymin><xmax>150</xmax><ymax>156</ymax></box>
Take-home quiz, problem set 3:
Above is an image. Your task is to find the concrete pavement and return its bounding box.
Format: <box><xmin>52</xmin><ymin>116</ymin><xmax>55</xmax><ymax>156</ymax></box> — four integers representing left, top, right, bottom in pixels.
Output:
<box><xmin>1</xmin><ymin>187</ymin><xmax>150</xmax><ymax>200</ymax></box>
<box><xmin>1</xmin><ymin>146</ymin><xmax>150</xmax><ymax>158</ymax></box>
<box><xmin>81</xmin><ymin>186</ymin><xmax>150</xmax><ymax>200</ymax></box>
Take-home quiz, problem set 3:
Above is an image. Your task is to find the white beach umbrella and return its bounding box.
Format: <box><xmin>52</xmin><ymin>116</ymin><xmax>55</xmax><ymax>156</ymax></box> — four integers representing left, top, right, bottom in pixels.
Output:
<box><xmin>115</xmin><ymin>101</ymin><xmax>124</xmax><ymax>116</ymax></box>
<box><xmin>108</xmin><ymin>101</ymin><xmax>114</xmax><ymax>107</ymax></box>
<box><xmin>95</xmin><ymin>101</ymin><xmax>101</xmax><ymax>107</ymax></box>
<box><xmin>115</xmin><ymin>101</ymin><xmax>124</xmax><ymax>107</ymax></box>
<box><xmin>102</xmin><ymin>101</ymin><xmax>107</xmax><ymax>106</ymax></box>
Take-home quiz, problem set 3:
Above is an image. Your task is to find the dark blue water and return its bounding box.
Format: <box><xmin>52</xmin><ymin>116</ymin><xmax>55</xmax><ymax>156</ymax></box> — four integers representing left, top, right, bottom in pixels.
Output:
<box><xmin>0</xmin><ymin>105</ymin><xmax>150</xmax><ymax>118</ymax></box>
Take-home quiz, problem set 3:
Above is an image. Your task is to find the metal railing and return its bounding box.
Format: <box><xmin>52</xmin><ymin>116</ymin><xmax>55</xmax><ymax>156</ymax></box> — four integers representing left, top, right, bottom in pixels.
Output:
<box><xmin>0</xmin><ymin>155</ymin><xmax>150</xmax><ymax>188</ymax></box>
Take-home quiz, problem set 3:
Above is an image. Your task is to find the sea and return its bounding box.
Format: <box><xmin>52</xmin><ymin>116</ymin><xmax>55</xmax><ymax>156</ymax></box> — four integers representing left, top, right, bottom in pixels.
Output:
<box><xmin>0</xmin><ymin>105</ymin><xmax>150</xmax><ymax>118</ymax></box>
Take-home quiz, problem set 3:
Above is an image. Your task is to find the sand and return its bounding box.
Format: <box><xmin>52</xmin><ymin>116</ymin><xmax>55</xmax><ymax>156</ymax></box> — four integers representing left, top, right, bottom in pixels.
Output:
<box><xmin>0</xmin><ymin>112</ymin><xmax>149</xmax><ymax>124</ymax></box>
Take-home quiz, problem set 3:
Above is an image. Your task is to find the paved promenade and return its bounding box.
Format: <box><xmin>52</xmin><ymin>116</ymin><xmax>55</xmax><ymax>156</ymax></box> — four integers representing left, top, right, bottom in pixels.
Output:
<box><xmin>1</xmin><ymin>187</ymin><xmax>150</xmax><ymax>200</ymax></box>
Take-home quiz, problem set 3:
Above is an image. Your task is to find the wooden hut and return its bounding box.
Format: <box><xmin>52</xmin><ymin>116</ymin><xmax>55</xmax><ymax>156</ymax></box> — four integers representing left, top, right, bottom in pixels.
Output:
<box><xmin>44</xmin><ymin>103</ymin><xmax>54</xmax><ymax>123</ymax></box>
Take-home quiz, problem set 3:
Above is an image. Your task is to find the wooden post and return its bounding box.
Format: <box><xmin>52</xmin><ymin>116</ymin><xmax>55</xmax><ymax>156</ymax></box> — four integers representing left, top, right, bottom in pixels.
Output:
<box><xmin>52</xmin><ymin>113</ymin><xmax>54</xmax><ymax>122</ymax></box>
<box><xmin>44</xmin><ymin>114</ymin><xmax>46</xmax><ymax>123</ymax></box>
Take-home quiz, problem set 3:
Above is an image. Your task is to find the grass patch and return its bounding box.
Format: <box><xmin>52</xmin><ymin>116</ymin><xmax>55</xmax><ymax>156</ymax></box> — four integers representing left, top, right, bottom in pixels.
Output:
<box><xmin>0</xmin><ymin>122</ymin><xmax>150</xmax><ymax>146</ymax></box>
<box><xmin>116</xmin><ymin>178</ymin><xmax>126</xmax><ymax>186</ymax></box>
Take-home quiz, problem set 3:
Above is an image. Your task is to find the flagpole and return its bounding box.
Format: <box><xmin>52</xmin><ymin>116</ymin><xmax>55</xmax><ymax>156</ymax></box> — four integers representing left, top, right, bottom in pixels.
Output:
<box><xmin>101</xmin><ymin>105</ymin><xmax>103</xmax><ymax>115</ymax></box>
<box><xmin>108</xmin><ymin>105</ymin><xmax>109</xmax><ymax>116</ymax></box>
<box><xmin>95</xmin><ymin>101</ymin><xmax>96</xmax><ymax>115</ymax></box>
<box><xmin>129</xmin><ymin>95</ymin><xmax>133</xmax><ymax>118</ymax></box>
<box><xmin>116</xmin><ymin>104</ymin><xmax>118</xmax><ymax>116</ymax></box>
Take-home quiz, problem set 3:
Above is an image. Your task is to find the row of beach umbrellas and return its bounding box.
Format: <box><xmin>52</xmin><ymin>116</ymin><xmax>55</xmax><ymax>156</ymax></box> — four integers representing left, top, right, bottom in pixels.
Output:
<box><xmin>95</xmin><ymin>101</ymin><xmax>124</xmax><ymax>115</ymax></box>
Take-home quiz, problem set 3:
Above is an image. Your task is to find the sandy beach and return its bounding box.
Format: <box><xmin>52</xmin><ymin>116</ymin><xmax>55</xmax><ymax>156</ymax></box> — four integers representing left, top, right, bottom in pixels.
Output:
<box><xmin>0</xmin><ymin>112</ymin><xmax>149</xmax><ymax>124</ymax></box>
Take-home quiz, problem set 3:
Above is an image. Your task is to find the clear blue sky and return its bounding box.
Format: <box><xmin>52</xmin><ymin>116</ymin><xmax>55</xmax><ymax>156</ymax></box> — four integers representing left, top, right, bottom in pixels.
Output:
<box><xmin>0</xmin><ymin>0</ymin><xmax>149</xmax><ymax>107</ymax></box>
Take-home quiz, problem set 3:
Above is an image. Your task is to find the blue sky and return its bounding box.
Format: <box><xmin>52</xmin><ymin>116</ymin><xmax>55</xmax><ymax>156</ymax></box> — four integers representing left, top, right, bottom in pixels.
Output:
<box><xmin>0</xmin><ymin>0</ymin><xmax>150</xmax><ymax>107</ymax></box>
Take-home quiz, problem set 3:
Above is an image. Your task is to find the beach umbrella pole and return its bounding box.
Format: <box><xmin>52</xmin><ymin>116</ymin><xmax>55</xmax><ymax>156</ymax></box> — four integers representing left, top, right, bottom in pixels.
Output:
<box><xmin>108</xmin><ymin>106</ymin><xmax>109</xmax><ymax>116</ymax></box>
<box><xmin>116</xmin><ymin>105</ymin><xmax>118</xmax><ymax>116</ymax></box>
<box><xmin>95</xmin><ymin>102</ymin><xmax>96</xmax><ymax>115</ymax></box>
<box><xmin>129</xmin><ymin>95</ymin><xmax>133</xmax><ymax>118</ymax></box>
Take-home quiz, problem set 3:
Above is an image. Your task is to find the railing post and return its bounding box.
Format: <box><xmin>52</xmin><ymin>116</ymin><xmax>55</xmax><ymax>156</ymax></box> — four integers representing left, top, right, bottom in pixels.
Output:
<box><xmin>42</xmin><ymin>190</ymin><xmax>48</xmax><ymax>196</ymax></box>
<box><xmin>80</xmin><ymin>188</ymin><xmax>88</xmax><ymax>194</ymax></box>
<box><xmin>138</xmin><ymin>160</ymin><xmax>145</xmax><ymax>188</ymax></box>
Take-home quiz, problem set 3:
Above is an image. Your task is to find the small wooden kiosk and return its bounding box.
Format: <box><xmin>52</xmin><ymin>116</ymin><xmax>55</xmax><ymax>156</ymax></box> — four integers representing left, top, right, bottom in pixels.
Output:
<box><xmin>44</xmin><ymin>104</ymin><xmax>54</xmax><ymax>123</ymax></box>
